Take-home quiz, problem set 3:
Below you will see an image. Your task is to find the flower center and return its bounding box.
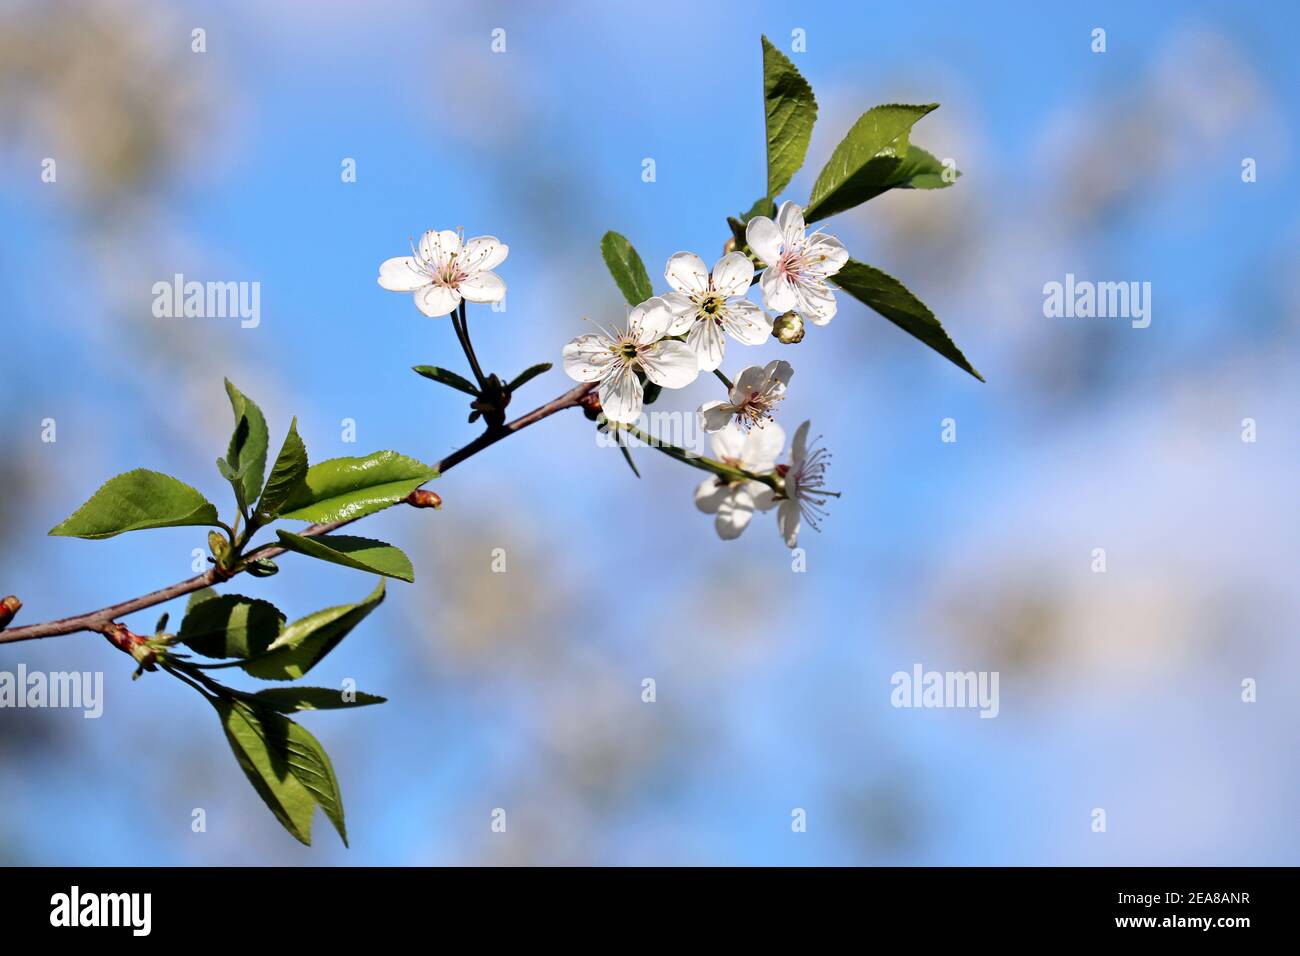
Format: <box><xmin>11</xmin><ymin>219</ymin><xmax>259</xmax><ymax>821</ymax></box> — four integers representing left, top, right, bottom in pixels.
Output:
<box><xmin>618</xmin><ymin>341</ymin><xmax>639</xmax><ymax>361</ymax></box>
<box><xmin>699</xmin><ymin>293</ymin><xmax>725</xmax><ymax>319</ymax></box>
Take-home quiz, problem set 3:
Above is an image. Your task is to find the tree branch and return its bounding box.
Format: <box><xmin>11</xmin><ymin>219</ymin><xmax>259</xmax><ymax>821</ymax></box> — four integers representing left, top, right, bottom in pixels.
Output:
<box><xmin>0</xmin><ymin>381</ymin><xmax>596</xmax><ymax>646</ymax></box>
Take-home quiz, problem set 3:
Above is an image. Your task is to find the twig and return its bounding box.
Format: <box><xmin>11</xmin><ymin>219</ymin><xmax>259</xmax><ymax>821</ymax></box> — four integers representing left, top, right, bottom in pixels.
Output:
<box><xmin>0</xmin><ymin>381</ymin><xmax>595</xmax><ymax>646</ymax></box>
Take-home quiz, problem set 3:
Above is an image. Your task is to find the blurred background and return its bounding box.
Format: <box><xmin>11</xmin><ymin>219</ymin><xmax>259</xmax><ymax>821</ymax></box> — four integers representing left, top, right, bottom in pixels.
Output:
<box><xmin>0</xmin><ymin>0</ymin><xmax>1296</xmax><ymax>864</ymax></box>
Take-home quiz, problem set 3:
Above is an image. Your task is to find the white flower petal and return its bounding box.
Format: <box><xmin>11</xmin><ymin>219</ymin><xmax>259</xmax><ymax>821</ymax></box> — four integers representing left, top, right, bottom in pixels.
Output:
<box><xmin>462</xmin><ymin>236</ymin><xmax>508</xmax><ymax>272</ymax></box>
<box><xmin>640</xmin><ymin>339</ymin><xmax>699</xmax><ymax>389</ymax></box>
<box><xmin>764</xmin><ymin>359</ymin><xmax>794</xmax><ymax>387</ymax></box>
<box><xmin>698</xmin><ymin>399</ymin><xmax>734</xmax><ymax>434</ymax></box>
<box><xmin>777</xmin><ymin>499</ymin><xmax>802</xmax><ymax>548</ymax></box>
<box><xmin>776</xmin><ymin>201</ymin><xmax>806</xmax><ymax>247</ymax></box>
<box><xmin>760</xmin><ymin>267</ymin><xmax>797</xmax><ymax>312</ymax></box>
<box><xmin>414</xmin><ymin>284</ymin><xmax>461</xmax><ymax>317</ymax></box>
<box><xmin>808</xmin><ymin>234</ymin><xmax>848</xmax><ymax>277</ymax></box>
<box><xmin>599</xmin><ymin>364</ymin><xmax>644</xmax><ymax>425</ymax></box>
<box><xmin>665</xmin><ymin>252</ymin><xmax>709</xmax><ymax>297</ymax></box>
<box><xmin>745</xmin><ymin>216</ymin><xmax>783</xmax><ymax>264</ymax></box>
<box><xmin>562</xmin><ymin>334</ymin><xmax>615</xmax><ymax>382</ymax></box>
<box><xmin>748</xmin><ymin>482</ymin><xmax>777</xmax><ymax>512</ymax></box>
<box><xmin>685</xmin><ymin>316</ymin><xmax>727</xmax><ymax>372</ymax></box>
<box><xmin>459</xmin><ymin>270</ymin><xmax>506</xmax><ymax>303</ymax></box>
<box><xmin>731</xmin><ymin>364</ymin><xmax>768</xmax><ymax>399</ymax></box>
<box><xmin>378</xmin><ymin>256</ymin><xmax>430</xmax><ymax>292</ymax></box>
<box><xmin>661</xmin><ymin>291</ymin><xmax>693</xmax><ymax>314</ymax></box>
<box><xmin>420</xmin><ymin>229</ymin><xmax>462</xmax><ymax>265</ymax></box>
<box><xmin>630</xmin><ymin>296</ymin><xmax>676</xmax><ymax>343</ymax></box>
<box><xmin>694</xmin><ymin>476</ymin><xmax>731</xmax><ymax>514</ymax></box>
<box><xmin>715</xmin><ymin>491</ymin><xmax>755</xmax><ymax>540</ymax></box>
<box><xmin>710</xmin><ymin>421</ymin><xmax>747</xmax><ymax>461</ymax></box>
<box><xmin>742</xmin><ymin>421</ymin><xmax>785</xmax><ymax>472</ymax></box>
<box><xmin>791</xmin><ymin>420</ymin><xmax>811</xmax><ymax>464</ymax></box>
<box><xmin>720</xmin><ymin>299</ymin><xmax>772</xmax><ymax>346</ymax></box>
<box><xmin>797</xmin><ymin>280</ymin><xmax>837</xmax><ymax>325</ymax></box>
<box><xmin>712</xmin><ymin>252</ymin><xmax>755</xmax><ymax>297</ymax></box>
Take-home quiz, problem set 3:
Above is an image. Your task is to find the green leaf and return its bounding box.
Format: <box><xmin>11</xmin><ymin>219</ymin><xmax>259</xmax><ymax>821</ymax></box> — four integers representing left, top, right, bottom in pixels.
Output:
<box><xmin>245</xmin><ymin>558</ymin><xmax>279</xmax><ymax>577</ymax></box>
<box><xmin>412</xmin><ymin>365</ymin><xmax>480</xmax><ymax>397</ymax></box>
<box><xmin>804</xmin><ymin>104</ymin><xmax>938</xmax><ymax>222</ymax></box>
<box><xmin>48</xmin><ymin>470</ymin><xmax>222</xmax><ymax>540</ymax></box>
<box><xmin>743</xmin><ymin>196</ymin><xmax>777</xmax><ymax>222</ymax></box>
<box><xmin>506</xmin><ymin>362</ymin><xmax>552</xmax><ymax>392</ymax></box>
<box><xmin>278</xmin><ymin>452</ymin><xmax>438</xmax><ymax>523</ymax></box>
<box><xmin>243</xmin><ymin>686</ymin><xmax>387</xmax><ymax>713</ymax></box>
<box><xmin>618</xmin><ymin>442</ymin><xmax>641</xmax><ymax>479</ymax></box>
<box><xmin>213</xmin><ymin>698</ymin><xmax>348</xmax><ymax>846</ymax></box>
<box><xmin>279</xmin><ymin>709</ymin><xmax>348</xmax><ymax>845</ymax></box>
<box><xmin>178</xmin><ymin>592</ymin><xmax>285</xmax><ymax>659</ymax></box>
<box><xmin>761</xmin><ymin>35</ymin><xmax>817</xmax><ymax>198</ymax></box>
<box><xmin>832</xmin><ymin>258</ymin><xmax>983</xmax><ymax>382</ymax></box>
<box><xmin>221</xmin><ymin>380</ymin><xmax>269</xmax><ymax>512</ymax></box>
<box><xmin>213</xmin><ymin>698</ymin><xmax>318</xmax><ymax>845</ymax></box>
<box><xmin>600</xmin><ymin>231</ymin><xmax>653</xmax><ymax>306</ymax></box>
<box><xmin>275</xmin><ymin>531</ymin><xmax>414</xmax><ymax>583</ymax></box>
<box><xmin>255</xmin><ymin>418</ymin><xmax>309</xmax><ymax>522</ymax></box>
<box><xmin>242</xmin><ymin>581</ymin><xmax>386</xmax><ymax>681</ymax></box>
<box><xmin>885</xmin><ymin>144</ymin><xmax>959</xmax><ymax>190</ymax></box>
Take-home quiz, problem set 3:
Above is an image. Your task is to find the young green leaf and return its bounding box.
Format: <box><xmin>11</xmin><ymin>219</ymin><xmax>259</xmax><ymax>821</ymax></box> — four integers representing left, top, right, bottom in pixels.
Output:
<box><xmin>412</xmin><ymin>365</ymin><xmax>480</xmax><ymax>397</ymax></box>
<box><xmin>221</xmin><ymin>380</ymin><xmax>269</xmax><ymax>512</ymax></box>
<box><xmin>213</xmin><ymin>697</ymin><xmax>318</xmax><ymax>846</ymax></box>
<box><xmin>242</xmin><ymin>686</ymin><xmax>387</xmax><ymax>713</ymax></box>
<box><xmin>506</xmin><ymin>362</ymin><xmax>553</xmax><ymax>393</ymax></box>
<box><xmin>275</xmin><ymin>531</ymin><xmax>414</xmax><ymax>583</ymax></box>
<box><xmin>804</xmin><ymin>104</ymin><xmax>938</xmax><ymax>223</ymax></box>
<box><xmin>178</xmin><ymin>592</ymin><xmax>286</xmax><ymax>659</ymax></box>
<box><xmin>254</xmin><ymin>418</ymin><xmax>309</xmax><ymax>522</ymax></box>
<box><xmin>885</xmin><ymin>144</ymin><xmax>959</xmax><ymax>190</ymax></box>
<box><xmin>242</xmin><ymin>580</ymin><xmax>386</xmax><ymax>681</ymax></box>
<box><xmin>600</xmin><ymin>231</ymin><xmax>653</xmax><ymax>306</ymax></box>
<box><xmin>213</xmin><ymin>698</ymin><xmax>348</xmax><ymax>846</ymax></box>
<box><xmin>618</xmin><ymin>442</ymin><xmax>641</xmax><ymax>479</ymax></box>
<box><xmin>277</xmin><ymin>451</ymin><xmax>438</xmax><ymax>523</ymax></box>
<box><xmin>832</xmin><ymin>258</ymin><xmax>983</xmax><ymax>382</ymax></box>
<box><xmin>49</xmin><ymin>470</ymin><xmax>222</xmax><ymax>540</ymax></box>
<box><xmin>761</xmin><ymin>35</ymin><xmax>817</xmax><ymax>198</ymax></box>
<box><xmin>278</xmin><ymin>708</ymin><xmax>348</xmax><ymax>846</ymax></box>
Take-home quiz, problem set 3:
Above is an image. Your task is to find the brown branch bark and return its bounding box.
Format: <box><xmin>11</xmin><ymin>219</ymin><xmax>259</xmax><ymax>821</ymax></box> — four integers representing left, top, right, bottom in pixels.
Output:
<box><xmin>0</xmin><ymin>381</ymin><xmax>596</xmax><ymax>646</ymax></box>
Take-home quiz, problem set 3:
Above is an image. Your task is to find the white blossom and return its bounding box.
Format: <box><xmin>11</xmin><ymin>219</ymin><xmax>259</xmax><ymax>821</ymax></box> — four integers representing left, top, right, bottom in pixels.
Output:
<box><xmin>378</xmin><ymin>229</ymin><xmax>507</xmax><ymax>317</ymax></box>
<box><xmin>775</xmin><ymin>420</ymin><xmax>837</xmax><ymax>548</ymax></box>
<box><xmin>562</xmin><ymin>298</ymin><xmax>698</xmax><ymax>425</ymax></box>
<box><xmin>694</xmin><ymin>422</ymin><xmax>784</xmax><ymax>540</ymax></box>
<box><xmin>746</xmin><ymin>202</ymin><xmax>848</xmax><ymax>326</ymax></box>
<box><xmin>698</xmin><ymin>360</ymin><xmax>793</xmax><ymax>433</ymax></box>
<box><xmin>662</xmin><ymin>251</ymin><xmax>772</xmax><ymax>371</ymax></box>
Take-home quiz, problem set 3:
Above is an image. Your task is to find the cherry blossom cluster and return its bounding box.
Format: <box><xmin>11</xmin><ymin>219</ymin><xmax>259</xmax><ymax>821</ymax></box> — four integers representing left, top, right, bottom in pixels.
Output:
<box><xmin>378</xmin><ymin>201</ymin><xmax>843</xmax><ymax>550</ymax></box>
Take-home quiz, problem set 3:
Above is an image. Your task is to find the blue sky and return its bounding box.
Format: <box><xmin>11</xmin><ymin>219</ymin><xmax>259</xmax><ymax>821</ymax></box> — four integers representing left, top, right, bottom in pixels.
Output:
<box><xmin>0</xmin><ymin>0</ymin><xmax>1297</xmax><ymax>864</ymax></box>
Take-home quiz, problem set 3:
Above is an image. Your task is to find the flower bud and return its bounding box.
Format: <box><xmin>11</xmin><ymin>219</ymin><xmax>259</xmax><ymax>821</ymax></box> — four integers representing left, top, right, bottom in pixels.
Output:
<box><xmin>404</xmin><ymin>489</ymin><xmax>442</xmax><ymax>509</ymax></box>
<box><xmin>723</xmin><ymin>236</ymin><xmax>737</xmax><ymax>255</ymax></box>
<box><xmin>0</xmin><ymin>595</ymin><xmax>21</xmax><ymax>631</ymax></box>
<box><xmin>773</xmin><ymin>310</ymin><xmax>805</xmax><ymax>344</ymax></box>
